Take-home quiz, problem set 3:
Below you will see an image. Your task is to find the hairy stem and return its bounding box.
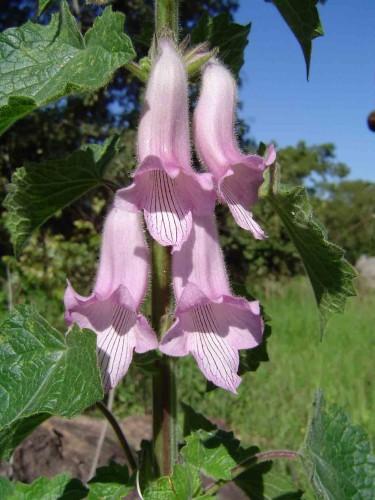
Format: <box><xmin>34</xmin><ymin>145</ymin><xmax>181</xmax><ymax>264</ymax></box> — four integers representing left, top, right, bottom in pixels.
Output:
<box><xmin>151</xmin><ymin>241</ymin><xmax>177</xmax><ymax>476</ymax></box>
<box><xmin>149</xmin><ymin>0</ymin><xmax>179</xmax><ymax>478</ymax></box>
<box><xmin>152</xmin><ymin>355</ymin><xmax>178</xmax><ymax>476</ymax></box>
<box><xmin>233</xmin><ymin>449</ymin><xmax>300</xmax><ymax>476</ymax></box>
<box><xmin>155</xmin><ymin>0</ymin><xmax>179</xmax><ymax>37</ymax></box>
<box><xmin>96</xmin><ymin>400</ymin><xmax>137</xmax><ymax>472</ymax></box>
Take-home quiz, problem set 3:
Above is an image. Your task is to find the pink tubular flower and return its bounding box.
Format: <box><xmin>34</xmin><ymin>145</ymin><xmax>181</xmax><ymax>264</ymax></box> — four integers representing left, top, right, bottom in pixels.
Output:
<box><xmin>159</xmin><ymin>214</ymin><xmax>263</xmax><ymax>393</ymax></box>
<box><xmin>64</xmin><ymin>198</ymin><xmax>157</xmax><ymax>392</ymax></box>
<box><xmin>116</xmin><ymin>39</ymin><xmax>215</xmax><ymax>249</ymax></box>
<box><xmin>193</xmin><ymin>59</ymin><xmax>276</xmax><ymax>239</ymax></box>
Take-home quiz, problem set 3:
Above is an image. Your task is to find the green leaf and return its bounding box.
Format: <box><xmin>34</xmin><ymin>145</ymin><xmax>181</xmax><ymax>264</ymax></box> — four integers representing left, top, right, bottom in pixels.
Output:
<box><xmin>181</xmin><ymin>402</ymin><xmax>217</xmax><ymax>437</ymax></box>
<box><xmin>0</xmin><ymin>97</ymin><xmax>37</xmax><ymax>136</ymax></box>
<box><xmin>181</xmin><ymin>429</ymin><xmax>257</xmax><ymax>481</ymax></box>
<box><xmin>143</xmin><ymin>464</ymin><xmax>202</xmax><ymax>500</ymax></box>
<box><xmin>0</xmin><ymin>1</ymin><xmax>136</xmax><ymax>135</ymax></box>
<box><xmin>190</xmin><ymin>13</ymin><xmax>251</xmax><ymax>77</ymax></box>
<box><xmin>88</xmin><ymin>461</ymin><xmax>135</xmax><ymax>499</ymax></box>
<box><xmin>268</xmin><ymin>0</ymin><xmax>324</xmax><ymax>78</ymax></box>
<box><xmin>0</xmin><ymin>473</ymin><xmax>88</xmax><ymax>499</ymax></box>
<box><xmin>0</xmin><ymin>413</ymin><xmax>50</xmax><ymax>461</ymax></box>
<box><xmin>235</xmin><ymin>462</ymin><xmax>304</xmax><ymax>499</ymax></box>
<box><xmin>264</xmin><ymin>163</ymin><xmax>356</xmax><ymax>333</ymax></box>
<box><xmin>300</xmin><ymin>390</ymin><xmax>375</xmax><ymax>499</ymax></box>
<box><xmin>38</xmin><ymin>0</ymin><xmax>54</xmax><ymax>16</ymax></box>
<box><xmin>4</xmin><ymin>135</ymin><xmax>119</xmax><ymax>256</ymax></box>
<box><xmin>0</xmin><ymin>305</ymin><xmax>103</xmax><ymax>459</ymax></box>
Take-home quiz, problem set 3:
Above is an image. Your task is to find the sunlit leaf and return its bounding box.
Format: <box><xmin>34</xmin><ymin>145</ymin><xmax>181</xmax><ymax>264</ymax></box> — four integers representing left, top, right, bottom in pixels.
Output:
<box><xmin>0</xmin><ymin>1</ymin><xmax>135</xmax><ymax>135</ymax></box>
<box><xmin>268</xmin><ymin>0</ymin><xmax>324</xmax><ymax>78</ymax></box>
<box><xmin>0</xmin><ymin>305</ymin><xmax>103</xmax><ymax>459</ymax></box>
<box><xmin>301</xmin><ymin>390</ymin><xmax>375</xmax><ymax>498</ymax></box>
<box><xmin>264</xmin><ymin>163</ymin><xmax>356</xmax><ymax>334</ymax></box>
<box><xmin>0</xmin><ymin>473</ymin><xmax>88</xmax><ymax>499</ymax></box>
<box><xmin>181</xmin><ymin>429</ymin><xmax>257</xmax><ymax>481</ymax></box>
<box><xmin>143</xmin><ymin>464</ymin><xmax>202</xmax><ymax>500</ymax></box>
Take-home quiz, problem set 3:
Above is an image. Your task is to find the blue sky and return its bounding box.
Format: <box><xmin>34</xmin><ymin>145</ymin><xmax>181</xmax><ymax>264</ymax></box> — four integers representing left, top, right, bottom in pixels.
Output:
<box><xmin>235</xmin><ymin>0</ymin><xmax>375</xmax><ymax>181</ymax></box>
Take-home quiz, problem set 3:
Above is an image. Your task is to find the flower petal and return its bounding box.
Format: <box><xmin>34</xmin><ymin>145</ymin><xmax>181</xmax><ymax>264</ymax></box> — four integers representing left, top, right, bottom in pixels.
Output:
<box><xmin>160</xmin><ymin>304</ymin><xmax>240</xmax><ymax>393</ymax></box>
<box><xmin>65</xmin><ymin>284</ymin><xmax>156</xmax><ymax>391</ymax></box>
<box><xmin>190</xmin><ymin>329</ymin><xmax>241</xmax><ymax>394</ymax></box>
<box><xmin>79</xmin><ymin>203</ymin><xmax>150</xmax><ymax>308</ymax></box>
<box><xmin>142</xmin><ymin>168</ymin><xmax>192</xmax><ymax>247</ymax></box>
<box><xmin>135</xmin><ymin>316</ymin><xmax>159</xmax><ymax>353</ymax></box>
<box><xmin>96</xmin><ymin>303</ymin><xmax>138</xmax><ymax>391</ymax></box>
<box><xmin>219</xmin><ymin>174</ymin><xmax>267</xmax><ymax>239</ymax></box>
<box><xmin>159</xmin><ymin>316</ymin><xmax>189</xmax><ymax>357</ymax></box>
<box><xmin>137</xmin><ymin>40</ymin><xmax>191</xmax><ymax>171</ymax></box>
<box><xmin>160</xmin><ymin>282</ymin><xmax>264</xmax><ymax>393</ymax></box>
<box><xmin>211</xmin><ymin>296</ymin><xmax>264</xmax><ymax>349</ymax></box>
<box><xmin>194</xmin><ymin>58</ymin><xmax>274</xmax><ymax>238</ymax></box>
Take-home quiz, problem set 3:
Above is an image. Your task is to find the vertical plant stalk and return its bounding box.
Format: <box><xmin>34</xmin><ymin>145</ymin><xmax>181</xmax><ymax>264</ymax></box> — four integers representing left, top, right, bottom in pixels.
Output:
<box><xmin>155</xmin><ymin>0</ymin><xmax>179</xmax><ymax>37</ymax></box>
<box><xmin>151</xmin><ymin>241</ymin><xmax>178</xmax><ymax>476</ymax></box>
<box><xmin>150</xmin><ymin>0</ymin><xmax>180</xmax><ymax>479</ymax></box>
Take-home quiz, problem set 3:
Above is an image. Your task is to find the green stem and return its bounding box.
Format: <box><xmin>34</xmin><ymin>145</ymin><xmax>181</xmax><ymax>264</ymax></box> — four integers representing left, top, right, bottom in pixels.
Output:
<box><xmin>151</xmin><ymin>242</ymin><xmax>171</xmax><ymax>336</ymax></box>
<box><xmin>150</xmin><ymin>0</ymin><xmax>179</xmax><ymax>478</ymax></box>
<box><xmin>125</xmin><ymin>61</ymin><xmax>148</xmax><ymax>83</ymax></box>
<box><xmin>233</xmin><ymin>449</ymin><xmax>300</xmax><ymax>476</ymax></box>
<box><xmin>151</xmin><ymin>241</ymin><xmax>177</xmax><ymax>477</ymax></box>
<box><xmin>155</xmin><ymin>0</ymin><xmax>179</xmax><ymax>37</ymax></box>
<box><xmin>204</xmin><ymin>449</ymin><xmax>300</xmax><ymax>496</ymax></box>
<box><xmin>96</xmin><ymin>401</ymin><xmax>137</xmax><ymax>472</ymax></box>
<box><xmin>152</xmin><ymin>356</ymin><xmax>178</xmax><ymax>476</ymax></box>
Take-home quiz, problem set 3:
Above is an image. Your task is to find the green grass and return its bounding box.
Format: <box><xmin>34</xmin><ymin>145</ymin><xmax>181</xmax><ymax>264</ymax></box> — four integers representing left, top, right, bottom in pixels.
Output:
<box><xmin>172</xmin><ymin>277</ymin><xmax>375</xmax><ymax>451</ymax></box>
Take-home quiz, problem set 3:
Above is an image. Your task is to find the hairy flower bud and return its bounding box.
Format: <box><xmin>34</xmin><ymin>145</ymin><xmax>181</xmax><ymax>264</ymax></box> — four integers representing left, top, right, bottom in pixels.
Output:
<box><xmin>65</xmin><ymin>198</ymin><xmax>157</xmax><ymax>391</ymax></box>
<box><xmin>194</xmin><ymin>59</ymin><xmax>275</xmax><ymax>239</ymax></box>
<box><xmin>117</xmin><ymin>39</ymin><xmax>215</xmax><ymax>249</ymax></box>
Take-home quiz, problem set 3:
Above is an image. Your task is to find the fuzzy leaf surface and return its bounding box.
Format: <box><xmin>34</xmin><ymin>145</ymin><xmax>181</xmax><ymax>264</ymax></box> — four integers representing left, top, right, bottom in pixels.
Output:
<box><xmin>181</xmin><ymin>429</ymin><xmax>257</xmax><ymax>481</ymax></box>
<box><xmin>269</xmin><ymin>0</ymin><xmax>324</xmax><ymax>78</ymax></box>
<box><xmin>0</xmin><ymin>473</ymin><xmax>88</xmax><ymax>499</ymax></box>
<box><xmin>4</xmin><ymin>136</ymin><xmax>118</xmax><ymax>255</ymax></box>
<box><xmin>265</xmin><ymin>163</ymin><xmax>356</xmax><ymax>333</ymax></box>
<box><xmin>0</xmin><ymin>2</ymin><xmax>135</xmax><ymax>135</ymax></box>
<box><xmin>191</xmin><ymin>13</ymin><xmax>250</xmax><ymax>77</ymax></box>
<box><xmin>300</xmin><ymin>390</ymin><xmax>375</xmax><ymax>499</ymax></box>
<box><xmin>0</xmin><ymin>305</ymin><xmax>103</xmax><ymax>459</ymax></box>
